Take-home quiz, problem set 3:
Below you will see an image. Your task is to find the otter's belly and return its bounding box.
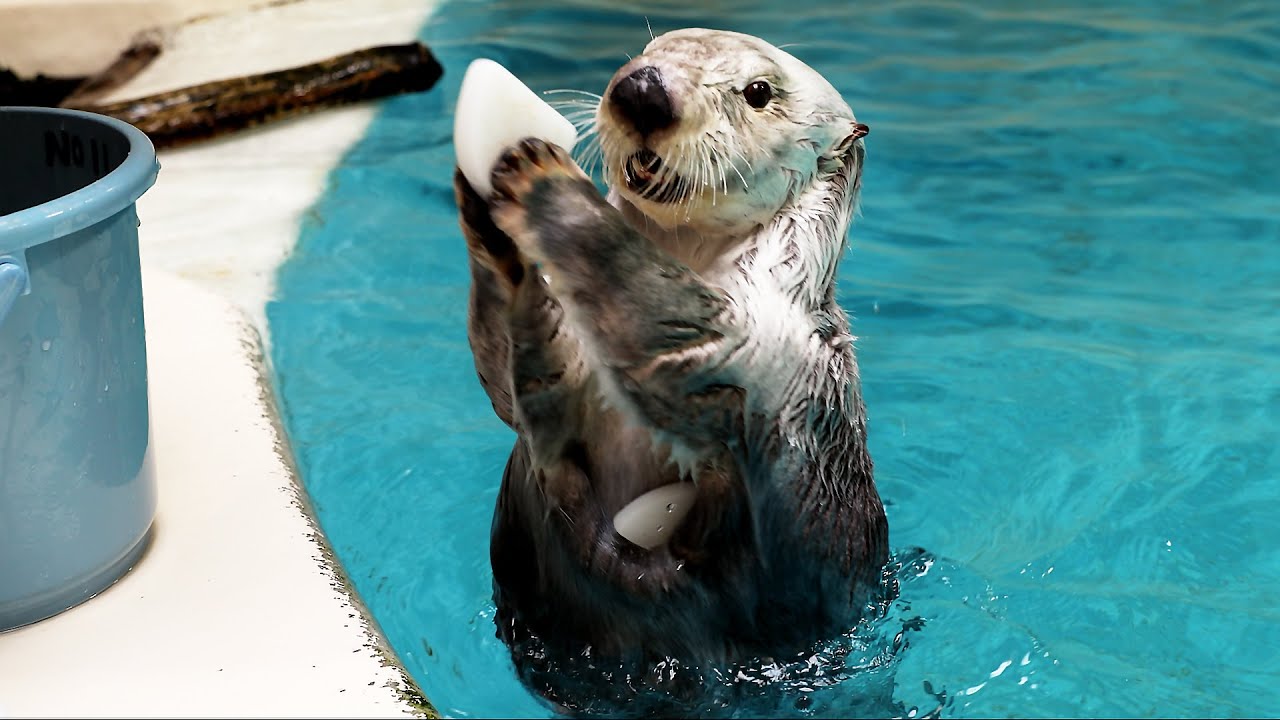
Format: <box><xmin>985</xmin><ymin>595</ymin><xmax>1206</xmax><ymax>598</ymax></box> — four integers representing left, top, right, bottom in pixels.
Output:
<box><xmin>489</xmin><ymin>408</ymin><xmax>856</xmax><ymax>663</ymax></box>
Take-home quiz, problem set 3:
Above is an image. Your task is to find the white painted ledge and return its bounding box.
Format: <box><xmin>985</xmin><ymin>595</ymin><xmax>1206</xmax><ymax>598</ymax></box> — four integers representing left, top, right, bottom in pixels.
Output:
<box><xmin>0</xmin><ymin>269</ymin><xmax>427</xmax><ymax>718</ymax></box>
<box><xmin>0</xmin><ymin>2</ymin><xmax>445</xmax><ymax>715</ymax></box>
<box><xmin>134</xmin><ymin>104</ymin><xmax>379</xmax><ymax>345</ymax></box>
<box><xmin>0</xmin><ymin>0</ymin><xmax>265</xmax><ymax>77</ymax></box>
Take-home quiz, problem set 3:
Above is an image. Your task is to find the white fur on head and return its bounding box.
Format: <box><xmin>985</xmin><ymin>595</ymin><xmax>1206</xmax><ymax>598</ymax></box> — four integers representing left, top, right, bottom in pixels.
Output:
<box><xmin>592</xmin><ymin>28</ymin><xmax>864</xmax><ymax>242</ymax></box>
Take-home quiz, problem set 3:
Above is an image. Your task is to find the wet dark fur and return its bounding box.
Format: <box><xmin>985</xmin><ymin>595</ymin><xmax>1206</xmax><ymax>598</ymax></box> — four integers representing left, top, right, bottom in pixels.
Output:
<box><xmin>453</xmin><ymin>129</ymin><xmax>890</xmax><ymax>712</ymax></box>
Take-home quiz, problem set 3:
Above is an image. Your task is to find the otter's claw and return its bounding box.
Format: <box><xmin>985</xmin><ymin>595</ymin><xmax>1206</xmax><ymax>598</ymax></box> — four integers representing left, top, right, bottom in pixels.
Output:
<box><xmin>489</xmin><ymin>138</ymin><xmax>590</xmax><ymax>254</ymax></box>
<box><xmin>491</xmin><ymin>137</ymin><xmax>584</xmax><ymax>198</ymax></box>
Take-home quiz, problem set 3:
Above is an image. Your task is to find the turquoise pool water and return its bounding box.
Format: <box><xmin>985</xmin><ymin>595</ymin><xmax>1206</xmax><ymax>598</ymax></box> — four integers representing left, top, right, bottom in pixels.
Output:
<box><xmin>267</xmin><ymin>1</ymin><xmax>1280</xmax><ymax>716</ymax></box>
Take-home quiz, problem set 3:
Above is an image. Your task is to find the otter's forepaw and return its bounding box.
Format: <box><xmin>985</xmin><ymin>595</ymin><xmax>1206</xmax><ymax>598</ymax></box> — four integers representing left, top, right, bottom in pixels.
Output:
<box><xmin>489</xmin><ymin>138</ymin><xmax>587</xmax><ymax>256</ymax></box>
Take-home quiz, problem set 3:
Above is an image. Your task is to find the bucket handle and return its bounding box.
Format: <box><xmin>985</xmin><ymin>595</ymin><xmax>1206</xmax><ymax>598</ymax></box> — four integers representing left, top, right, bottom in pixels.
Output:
<box><xmin>0</xmin><ymin>260</ymin><xmax>28</xmax><ymax>326</ymax></box>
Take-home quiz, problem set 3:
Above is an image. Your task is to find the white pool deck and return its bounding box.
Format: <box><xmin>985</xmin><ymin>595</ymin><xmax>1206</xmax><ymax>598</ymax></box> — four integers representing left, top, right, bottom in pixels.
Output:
<box><xmin>0</xmin><ymin>0</ymin><xmax>445</xmax><ymax>716</ymax></box>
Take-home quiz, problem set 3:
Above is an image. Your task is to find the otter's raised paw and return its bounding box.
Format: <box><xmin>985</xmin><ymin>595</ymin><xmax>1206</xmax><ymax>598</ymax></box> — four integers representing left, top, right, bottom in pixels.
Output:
<box><xmin>489</xmin><ymin>138</ymin><xmax>589</xmax><ymax>254</ymax></box>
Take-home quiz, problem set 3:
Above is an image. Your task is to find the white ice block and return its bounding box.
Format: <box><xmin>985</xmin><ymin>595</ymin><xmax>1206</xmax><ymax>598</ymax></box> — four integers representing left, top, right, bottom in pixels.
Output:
<box><xmin>613</xmin><ymin>482</ymin><xmax>698</xmax><ymax>550</ymax></box>
<box><xmin>453</xmin><ymin>59</ymin><xmax>578</xmax><ymax>196</ymax></box>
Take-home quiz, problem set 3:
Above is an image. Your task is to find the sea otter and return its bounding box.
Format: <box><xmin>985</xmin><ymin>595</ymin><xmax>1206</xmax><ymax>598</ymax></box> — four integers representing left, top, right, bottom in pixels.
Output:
<box><xmin>453</xmin><ymin>28</ymin><xmax>889</xmax><ymax>713</ymax></box>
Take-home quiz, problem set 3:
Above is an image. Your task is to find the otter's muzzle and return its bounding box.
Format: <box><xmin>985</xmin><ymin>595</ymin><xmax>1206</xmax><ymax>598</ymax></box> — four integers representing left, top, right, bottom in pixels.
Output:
<box><xmin>609</xmin><ymin>65</ymin><xmax>676</xmax><ymax>137</ymax></box>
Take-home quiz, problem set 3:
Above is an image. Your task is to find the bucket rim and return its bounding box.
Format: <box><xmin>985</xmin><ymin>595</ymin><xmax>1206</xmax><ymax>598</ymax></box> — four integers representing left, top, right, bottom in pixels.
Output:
<box><xmin>0</xmin><ymin>106</ymin><xmax>160</xmax><ymax>254</ymax></box>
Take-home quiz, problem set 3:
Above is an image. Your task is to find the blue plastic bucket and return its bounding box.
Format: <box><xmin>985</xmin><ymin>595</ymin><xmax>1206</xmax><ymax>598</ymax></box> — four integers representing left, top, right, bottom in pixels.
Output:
<box><xmin>0</xmin><ymin>106</ymin><xmax>160</xmax><ymax>632</ymax></box>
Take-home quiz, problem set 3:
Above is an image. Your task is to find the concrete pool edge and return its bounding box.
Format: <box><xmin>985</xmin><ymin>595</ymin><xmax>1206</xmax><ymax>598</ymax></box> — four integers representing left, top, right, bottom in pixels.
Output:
<box><xmin>0</xmin><ymin>0</ymin><xmax>450</xmax><ymax>714</ymax></box>
<box><xmin>247</xmin><ymin>328</ymin><xmax>438</xmax><ymax>718</ymax></box>
<box><xmin>0</xmin><ymin>269</ymin><xmax>432</xmax><ymax>717</ymax></box>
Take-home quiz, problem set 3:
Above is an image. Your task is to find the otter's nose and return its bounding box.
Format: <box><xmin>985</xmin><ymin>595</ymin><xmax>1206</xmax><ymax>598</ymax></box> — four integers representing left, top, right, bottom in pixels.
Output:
<box><xmin>609</xmin><ymin>65</ymin><xmax>675</xmax><ymax>137</ymax></box>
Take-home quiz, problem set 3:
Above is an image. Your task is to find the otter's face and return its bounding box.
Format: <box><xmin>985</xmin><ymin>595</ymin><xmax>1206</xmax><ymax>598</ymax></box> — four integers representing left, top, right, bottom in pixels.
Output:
<box><xmin>594</xmin><ymin>28</ymin><xmax>867</xmax><ymax>236</ymax></box>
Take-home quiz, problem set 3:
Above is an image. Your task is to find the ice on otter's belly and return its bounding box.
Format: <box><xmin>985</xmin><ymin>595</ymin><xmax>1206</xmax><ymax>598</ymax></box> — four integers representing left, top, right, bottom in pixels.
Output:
<box><xmin>613</xmin><ymin>481</ymin><xmax>698</xmax><ymax>550</ymax></box>
<box><xmin>454</xmin><ymin>59</ymin><xmax>578</xmax><ymax>195</ymax></box>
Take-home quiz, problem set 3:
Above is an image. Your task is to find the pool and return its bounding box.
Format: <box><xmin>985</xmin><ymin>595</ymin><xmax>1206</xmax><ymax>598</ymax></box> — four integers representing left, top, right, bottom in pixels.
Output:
<box><xmin>266</xmin><ymin>0</ymin><xmax>1280</xmax><ymax>716</ymax></box>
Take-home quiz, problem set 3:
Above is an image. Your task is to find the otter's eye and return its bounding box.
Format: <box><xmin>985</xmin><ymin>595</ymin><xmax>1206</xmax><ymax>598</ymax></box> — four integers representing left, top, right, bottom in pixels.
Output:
<box><xmin>743</xmin><ymin>80</ymin><xmax>773</xmax><ymax>109</ymax></box>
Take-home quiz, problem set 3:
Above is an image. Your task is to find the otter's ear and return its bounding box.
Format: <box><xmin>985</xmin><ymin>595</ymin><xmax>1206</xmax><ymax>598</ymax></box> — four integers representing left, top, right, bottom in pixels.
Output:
<box><xmin>832</xmin><ymin>121</ymin><xmax>869</xmax><ymax>157</ymax></box>
<box><xmin>820</xmin><ymin>122</ymin><xmax>869</xmax><ymax>174</ymax></box>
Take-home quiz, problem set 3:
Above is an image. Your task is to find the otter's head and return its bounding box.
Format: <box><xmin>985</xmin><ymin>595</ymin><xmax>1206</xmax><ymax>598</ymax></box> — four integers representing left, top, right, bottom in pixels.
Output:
<box><xmin>594</xmin><ymin>28</ymin><xmax>869</xmax><ymax>237</ymax></box>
